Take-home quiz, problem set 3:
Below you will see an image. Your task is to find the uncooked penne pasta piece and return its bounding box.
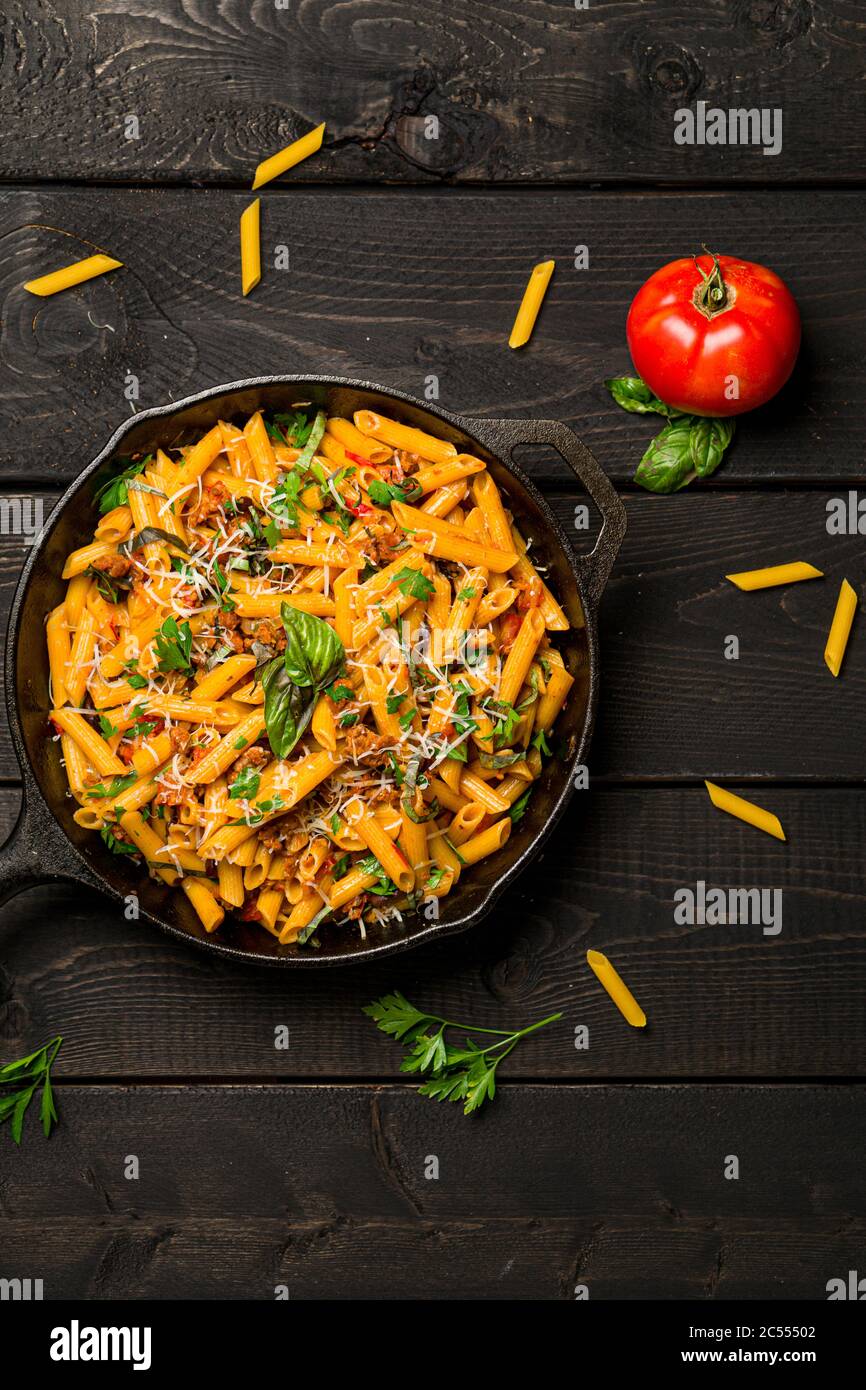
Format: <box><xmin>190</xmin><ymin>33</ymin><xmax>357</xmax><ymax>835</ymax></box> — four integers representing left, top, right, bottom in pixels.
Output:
<box><xmin>824</xmin><ymin>578</ymin><xmax>858</xmax><ymax>678</ymax></box>
<box><xmin>24</xmin><ymin>254</ymin><xmax>123</xmax><ymax>297</ymax></box>
<box><xmin>704</xmin><ymin>780</ymin><xmax>786</xmax><ymax>842</ymax></box>
<box><xmin>726</xmin><ymin>562</ymin><xmax>823</xmax><ymax>591</ymax></box>
<box><xmin>509</xmin><ymin>259</ymin><xmax>555</xmax><ymax>349</ymax></box>
<box><xmin>586</xmin><ymin>949</ymin><xmax>646</xmax><ymax>1028</ymax></box>
<box><xmin>240</xmin><ymin>199</ymin><xmax>261</xmax><ymax>297</ymax></box>
<box><xmin>252</xmin><ymin>122</ymin><xmax>326</xmax><ymax>190</ymax></box>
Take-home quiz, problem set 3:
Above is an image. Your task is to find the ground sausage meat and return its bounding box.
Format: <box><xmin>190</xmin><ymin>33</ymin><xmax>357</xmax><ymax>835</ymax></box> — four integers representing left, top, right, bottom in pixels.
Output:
<box><xmin>233</xmin><ymin>744</ymin><xmax>270</xmax><ymax>776</ymax></box>
<box><xmin>91</xmin><ymin>553</ymin><xmax>132</xmax><ymax>579</ymax></box>
<box><xmin>343</xmin><ymin>724</ymin><xmax>395</xmax><ymax>767</ymax></box>
<box><xmin>187</xmin><ymin>480</ymin><xmax>229</xmax><ymax>526</ymax></box>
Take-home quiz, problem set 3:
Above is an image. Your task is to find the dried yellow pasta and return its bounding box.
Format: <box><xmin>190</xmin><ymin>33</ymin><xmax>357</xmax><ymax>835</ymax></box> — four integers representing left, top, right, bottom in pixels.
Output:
<box><xmin>509</xmin><ymin>259</ymin><xmax>555</xmax><ymax>349</ymax></box>
<box><xmin>252</xmin><ymin>122</ymin><xmax>326</xmax><ymax>191</ymax></box>
<box><xmin>824</xmin><ymin>578</ymin><xmax>858</xmax><ymax>678</ymax></box>
<box><xmin>24</xmin><ymin>254</ymin><xmax>123</xmax><ymax>297</ymax></box>
<box><xmin>704</xmin><ymin>781</ymin><xmax>786</xmax><ymax>842</ymax></box>
<box><xmin>586</xmin><ymin>950</ymin><xmax>646</xmax><ymax>1028</ymax></box>
<box><xmin>240</xmin><ymin>199</ymin><xmax>261</xmax><ymax>297</ymax></box>
<box><xmin>726</xmin><ymin>562</ymin><xmax>823</xmax><ymax>590</ymax></box>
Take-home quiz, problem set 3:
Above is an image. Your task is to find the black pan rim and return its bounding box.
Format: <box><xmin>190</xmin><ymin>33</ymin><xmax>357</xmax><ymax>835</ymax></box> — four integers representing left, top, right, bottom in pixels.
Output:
<box><xmin>4</xmin><ymin>374</ymin><xmax>609</xmax><ymax>967</ymax></box>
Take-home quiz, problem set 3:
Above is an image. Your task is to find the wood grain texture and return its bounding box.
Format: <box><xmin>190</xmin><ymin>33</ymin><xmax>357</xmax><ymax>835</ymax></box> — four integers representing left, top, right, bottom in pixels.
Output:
<box><xmin>1</xmin><ymin>1</ymin><xmax>864</xmax><ymax>186</ymax></box>
<box><xmin>0</xmin><ymin>1085</ymin><xmax>863</xmax><ymax>1298</ymax></box>
<box><xmin>0</xmin><ymin>189</ymin><xmax>863</xmax><ymax>485</ymax></box>
<box><xmin>0</xmin><ymin>489</ymin><xmax>861</xmax><ymax>781</ymax></box>
<box><xmin>2</xmin><ymin>784</ymin><xmax>866</xmax><ymax>1078</ymax></box>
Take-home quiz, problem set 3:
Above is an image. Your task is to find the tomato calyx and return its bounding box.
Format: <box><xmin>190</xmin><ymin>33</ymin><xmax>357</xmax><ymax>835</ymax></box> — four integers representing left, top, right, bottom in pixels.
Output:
<box><xmin>692</xmin><ymin>245</ymin><xmax>736</xmax><ymax>321</ymax></box>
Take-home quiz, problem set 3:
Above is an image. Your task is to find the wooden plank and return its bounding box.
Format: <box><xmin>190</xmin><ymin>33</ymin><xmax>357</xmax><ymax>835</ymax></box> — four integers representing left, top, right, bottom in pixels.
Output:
<box><xmin>0</xmin><ymin>1085</ymin><xmax>863</xmax><ymax>1298</ymax></box>
<box><xmin>0</xmin><ymin>189</ymin><xmax>863</xmax><ymax>486</ymax></box>
<box><xmin>1</xmin><ymin>2</ymin><xmax>863</xmax><ymax>186</ymax></box>
<box><xmin>2</xmin><ymin>785</ymin><xmax>866</xmax><ymax>1078</ymax></box>
<box><xmin>0</xmin><ymin>489</ymin><xmax>862</xmax><ymax>781</ymax></box>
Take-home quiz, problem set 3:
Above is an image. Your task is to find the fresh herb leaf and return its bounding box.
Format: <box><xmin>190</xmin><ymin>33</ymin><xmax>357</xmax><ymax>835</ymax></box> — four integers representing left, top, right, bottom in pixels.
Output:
<box><xmin>125</xmin><ymin>526</ymin><xmax>190</xmax><ymax>555</ymax></box>
<box><xmin>363</xmin><ymin>994</ymin><xmax>561</xmax><ymax>1116</ymax></box>
<box><xmin>281</xmin><ymin>603</ymin><xmax>344</xmax><ymax>690</ymax></box>
<box><xmin>270</xmin><ymin>470</ymin><xmax>304</xmax><ymax>528</ymax></box>
<box><xmin>608</xmin><ymin>376</ymin><xmax>736</xmax><ymax>493</ymax></box>
<box><xmin>293</xmin><ymin>409</ymin><xmax>327</xmax><ymax>474</ymax></box>
<box><xmin>368</xmin><ymin>477</ymin><xmax>423</xmax><ymax>508</ymax></box>
<box><xmin>229</xmin><ymin>766</ymin><xmax>261</xmax><ymax>800</ymax></box>
<box><xmin>274</xmin><ymin>409</ymin><xmax>314</xmax><ymax>446</ymax></box>
<box><xmin>100</xmin><ymin>824</ymin><xmax>138</xmax><ymax>855</ymax></box>
<box><xmin>339</xmin><ymin>711</ymin><xmax>359</xmax><ymax>728</ymax></box>
<box><xmin>94</xmin><ymin>456</ymin><xmax>153</xmax><ymax>514</ymax></box>
<box><xmin>386</xmin><ymin>693</ymin><xmax>405</xmax><ymax>714</ymax></box>
<box><xmin>327</xmin><ymin>683</ymin><xmax>354</xmax><ymax>703</ymax></box>
<box><xmin>357</xmin><ymin>853</ymin><xmax>398</xmax><ymax>896</ymax></box>
<box><xmin>394</xmin><ymin>567</ymin><xmax>435</xmax><ymax>602</ymax></box>
<box><xmin>154</xmin><ymin>616</ymin><xmax>193</xmax><ymax>674</ymax></box>
<box><xmin>478</xmin><ymin>748</ymin><xmax>524</xmax><ymax>770</ymax></box>
<box><xmin>605</xmin><ymin>376</ymin><xmax>683</xmax><ymax>418</ymax></box>
<box><xmin>0</xmin><ymin>1036</ymin><xmax>63</xmax><ymax>1144</ymax></box>
<box><xmin>509</xmin><ymin>789</ymin><xmax>532</xmax><ymax>823</ymax></box>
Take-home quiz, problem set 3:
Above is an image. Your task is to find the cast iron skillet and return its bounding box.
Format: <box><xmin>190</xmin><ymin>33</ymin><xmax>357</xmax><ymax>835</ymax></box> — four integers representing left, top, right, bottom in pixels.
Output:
<box><xmin>0</xmin><ymin>376</ymin><xmax>625</xmax><ymax>966</ymax></box>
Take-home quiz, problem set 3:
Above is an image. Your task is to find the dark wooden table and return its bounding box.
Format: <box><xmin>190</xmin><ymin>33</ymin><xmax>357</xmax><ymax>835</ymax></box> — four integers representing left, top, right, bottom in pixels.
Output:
<box><xmin>1</xmin><ymin>1</ymin><xmax>865</xmax><ymax>1300</ymax></box>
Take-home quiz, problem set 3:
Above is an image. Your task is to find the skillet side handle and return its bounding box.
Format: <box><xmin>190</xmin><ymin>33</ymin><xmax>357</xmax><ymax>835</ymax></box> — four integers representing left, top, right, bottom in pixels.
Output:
<box><xmin>0</xmin><ymin>792</ymin><xmax>98</xmax><ymax>909</ymax></box>
<box><xmin>467</xmin><ymin>418</ymin><xmax>627</xmax><ymax>608</ymax></box>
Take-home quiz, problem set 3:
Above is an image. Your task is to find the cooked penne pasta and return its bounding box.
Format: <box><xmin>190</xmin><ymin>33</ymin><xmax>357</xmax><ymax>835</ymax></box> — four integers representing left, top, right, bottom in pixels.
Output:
<box><xmin>48</xmin><ymin>403</ymin><xmax>574</xmax><ymax>946</ymax></box>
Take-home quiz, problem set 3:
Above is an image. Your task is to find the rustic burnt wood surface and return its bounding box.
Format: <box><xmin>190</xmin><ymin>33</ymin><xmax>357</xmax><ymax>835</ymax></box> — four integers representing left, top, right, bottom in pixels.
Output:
<box><xmin>1</xmin><ymin>189</ymin><xmax>863</xmax><ymax>486</ymax></box>
<box><xmin>1</xmin><ymin>0</ymin><xmax>864</xmax><ymax>187</ymax></box>
<box><xmin>3</xmin><ymin>1086</ymin><xmax>865</xmax><ymax>1300</ymax></box>
<box><xmin>0</xmin><ymin>2</ymin><xmax>864</xmax><ymax>1302</ymax></box>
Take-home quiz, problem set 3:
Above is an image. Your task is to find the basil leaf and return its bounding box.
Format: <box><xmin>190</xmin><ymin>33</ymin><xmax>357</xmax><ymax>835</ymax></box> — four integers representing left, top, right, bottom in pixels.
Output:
<box><xmin>634</xmin><ymin>418</ymin><xmax>695</xmax><ymax>494</ymax></box>
<box><xmin>689</xmin><ymin>417</ymin><xmax>736</xmax><ymax>478</ymax></box>
<box><xmin>280</xmin><ymin>603</ymin><xmax>344</xmax><ymax>689</ymax></box>
<box><xmin>605</xmin><ymin>376</ymin><xmax>683</xmax><ymax>418</ymax></box>
<box><xmin>293</xmin><ymin>409</ymin><xmax>327</xmax><ymax>474</ymax></box>
<box><xmin>125</xmin><ymin>527</ymin><xmax>190</xmax><ymax>554</ymax></box>
<box><xmin>261</xmin><ymin>658</ymin><xmax>316</xmax><ymax>759</ymax></box>
<box><xmin>478</xmin><ymin>749</ymin><xmax>525</xmax><ymax>770</ymax></box>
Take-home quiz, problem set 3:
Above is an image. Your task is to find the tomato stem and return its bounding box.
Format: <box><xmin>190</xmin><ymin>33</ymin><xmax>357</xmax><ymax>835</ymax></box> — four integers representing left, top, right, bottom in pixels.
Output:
<box><xmin>693</xmin><ymin>245</ymin><xmax>730</xmax><ymax>317</ymax></box>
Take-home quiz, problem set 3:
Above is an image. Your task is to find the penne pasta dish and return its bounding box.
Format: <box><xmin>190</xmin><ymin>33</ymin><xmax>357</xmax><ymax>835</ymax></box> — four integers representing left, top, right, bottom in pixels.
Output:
<box><xmin>46</xmin><ymin>405</ymin><xmax>576</xmax><ymax>947</ymax></box>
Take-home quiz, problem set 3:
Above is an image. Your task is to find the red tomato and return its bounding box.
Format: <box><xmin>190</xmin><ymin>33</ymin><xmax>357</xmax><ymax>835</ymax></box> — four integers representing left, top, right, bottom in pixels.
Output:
<box><xmin>626</xmin><ymin>251</ymin><xmax>800</xmax><ymax>417</ymax></box>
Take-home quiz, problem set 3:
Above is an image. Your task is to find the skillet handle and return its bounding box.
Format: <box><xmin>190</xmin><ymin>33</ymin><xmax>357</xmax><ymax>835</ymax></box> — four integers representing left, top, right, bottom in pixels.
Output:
<box><xmin>0</xmin><ymin>791</ymin><xmax>99</xmax><ymax>909</ymax></box>
<box><xmin>466</xmin><ymin>418</ymin><xmax>626</xmax><ymax>608</ymax></box>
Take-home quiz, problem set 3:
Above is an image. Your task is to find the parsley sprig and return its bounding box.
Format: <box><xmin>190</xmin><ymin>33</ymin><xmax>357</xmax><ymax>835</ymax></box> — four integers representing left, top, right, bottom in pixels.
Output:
<box><xmin>363</xmin><ymin>993</ymin><xmax>561</xmax><ymax>1115</ymax></box>
<box><xmin>0</xmin><ymin>1036</ymin><xmax>62</xmax><ymax>1144</ymax></box>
